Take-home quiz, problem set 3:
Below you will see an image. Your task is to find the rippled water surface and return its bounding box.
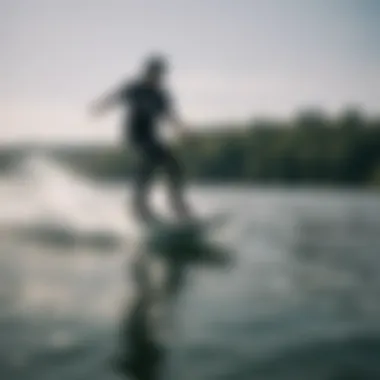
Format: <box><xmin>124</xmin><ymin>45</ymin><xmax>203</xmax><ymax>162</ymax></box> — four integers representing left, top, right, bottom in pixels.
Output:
<box><xmin>1</xmin><ymin>156</ymin><xmax>380</xmax><ymax>380</ymax></box>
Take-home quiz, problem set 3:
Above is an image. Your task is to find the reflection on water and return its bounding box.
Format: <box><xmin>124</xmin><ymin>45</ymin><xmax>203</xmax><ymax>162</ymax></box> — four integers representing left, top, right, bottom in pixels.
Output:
<box><xmin>1</xmin><ymin>156</ymin><xmax>380</xmax><ymax>380</ymax></box>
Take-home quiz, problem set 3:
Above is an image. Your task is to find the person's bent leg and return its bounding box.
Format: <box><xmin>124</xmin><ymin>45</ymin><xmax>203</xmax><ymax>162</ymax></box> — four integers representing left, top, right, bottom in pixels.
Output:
<box><xmin>162</xmin><ymin>147</ymin><xmax>192</xmax><ymax>221</ymax></box>
<box><xmin>132</xmin><ymin>146</ymin><xmax>157</xmax><ymax>223</ymax></box>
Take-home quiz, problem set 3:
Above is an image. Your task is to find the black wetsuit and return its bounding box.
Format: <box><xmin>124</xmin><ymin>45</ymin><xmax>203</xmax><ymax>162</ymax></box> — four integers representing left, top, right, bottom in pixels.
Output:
<box><xmin>120</xmin><ymin>81</ymin><xmax>189</xmax><ymax>221</ymax></box>
<box><xmin>121</xmin><ymin>81</ymin><xmax>169</xmax><ymax>144</ymax></box>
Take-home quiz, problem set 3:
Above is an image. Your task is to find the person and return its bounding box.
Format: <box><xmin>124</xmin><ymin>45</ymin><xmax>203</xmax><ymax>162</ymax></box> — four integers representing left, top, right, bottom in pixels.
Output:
<box><xmin>89</xmin><ymin>55</ymin><xmax>192</xmax><ymax>224</ymax></box>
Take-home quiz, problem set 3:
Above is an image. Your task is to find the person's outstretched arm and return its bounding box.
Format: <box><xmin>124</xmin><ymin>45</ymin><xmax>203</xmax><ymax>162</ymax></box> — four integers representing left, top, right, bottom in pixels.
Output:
<box><xmin>89</xmin><ymin>83</ymin><xmax>126</xmax><ymax>117</ymax></box>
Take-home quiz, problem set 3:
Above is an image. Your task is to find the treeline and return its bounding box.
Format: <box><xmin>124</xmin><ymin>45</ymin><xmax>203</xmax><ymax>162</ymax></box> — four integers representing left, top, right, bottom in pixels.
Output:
<box><xmin>1</xmin><ymin>108</ymin><xmax>380</xmax><ymax>187</ymax></box>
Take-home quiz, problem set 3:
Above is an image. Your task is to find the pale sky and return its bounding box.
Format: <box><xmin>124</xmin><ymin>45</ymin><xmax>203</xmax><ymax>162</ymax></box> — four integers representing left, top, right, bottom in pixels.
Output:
<box><xmin>1</xmin><ymin>0</ymin><xmax>380</xmax><ymax>143</ymax></box>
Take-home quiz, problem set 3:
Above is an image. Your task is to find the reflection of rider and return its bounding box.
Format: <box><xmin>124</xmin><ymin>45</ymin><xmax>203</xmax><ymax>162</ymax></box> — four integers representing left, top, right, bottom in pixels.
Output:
<box><xmin>90</xmin><ymin>55</ymin><xmax>192</xmax><ymax>223</ymax></box>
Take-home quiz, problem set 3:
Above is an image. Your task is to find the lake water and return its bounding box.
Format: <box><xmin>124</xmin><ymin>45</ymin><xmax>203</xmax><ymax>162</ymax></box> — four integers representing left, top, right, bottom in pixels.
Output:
<box><xmin>1</xmin><ymin>155</ymin><xmax>380</xmax><ymax>380</ymax></box>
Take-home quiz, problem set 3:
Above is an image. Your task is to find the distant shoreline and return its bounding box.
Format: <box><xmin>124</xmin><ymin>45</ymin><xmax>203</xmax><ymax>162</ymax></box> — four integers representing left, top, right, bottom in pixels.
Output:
<box><xmin>1</xmin><ymin>114</ymin><xmax>380</xmax><ymax>189</ymax></box>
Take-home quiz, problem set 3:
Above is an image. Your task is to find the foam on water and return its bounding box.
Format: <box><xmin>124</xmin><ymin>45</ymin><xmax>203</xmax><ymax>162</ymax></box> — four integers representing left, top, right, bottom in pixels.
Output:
<box><xmin>0</xmin><ymin>154</ymin><xmax>142</xmax><ymax>248</ymax></box>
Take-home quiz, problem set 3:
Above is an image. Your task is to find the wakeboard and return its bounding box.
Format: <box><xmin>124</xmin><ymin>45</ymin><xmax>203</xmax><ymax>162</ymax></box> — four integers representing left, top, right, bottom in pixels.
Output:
<box><xmin>142</xmin><ymin>212</ymin><xmax>232</xmax><ymax>267</ymax></box>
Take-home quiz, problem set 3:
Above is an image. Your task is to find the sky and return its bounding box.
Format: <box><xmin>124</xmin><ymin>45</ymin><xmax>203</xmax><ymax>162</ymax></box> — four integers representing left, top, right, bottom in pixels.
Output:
<box><xmin>1</xmin><ymin>0</ymin><xmax>380</xmax><ymax>143</ymax></box>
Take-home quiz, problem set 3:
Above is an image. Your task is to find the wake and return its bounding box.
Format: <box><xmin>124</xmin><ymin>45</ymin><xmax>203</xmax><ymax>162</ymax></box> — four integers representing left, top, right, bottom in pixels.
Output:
<box><xmin>0</xmin><ymin>154</ymin><xmax>138</xmax><ymax>250</ymax></box>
